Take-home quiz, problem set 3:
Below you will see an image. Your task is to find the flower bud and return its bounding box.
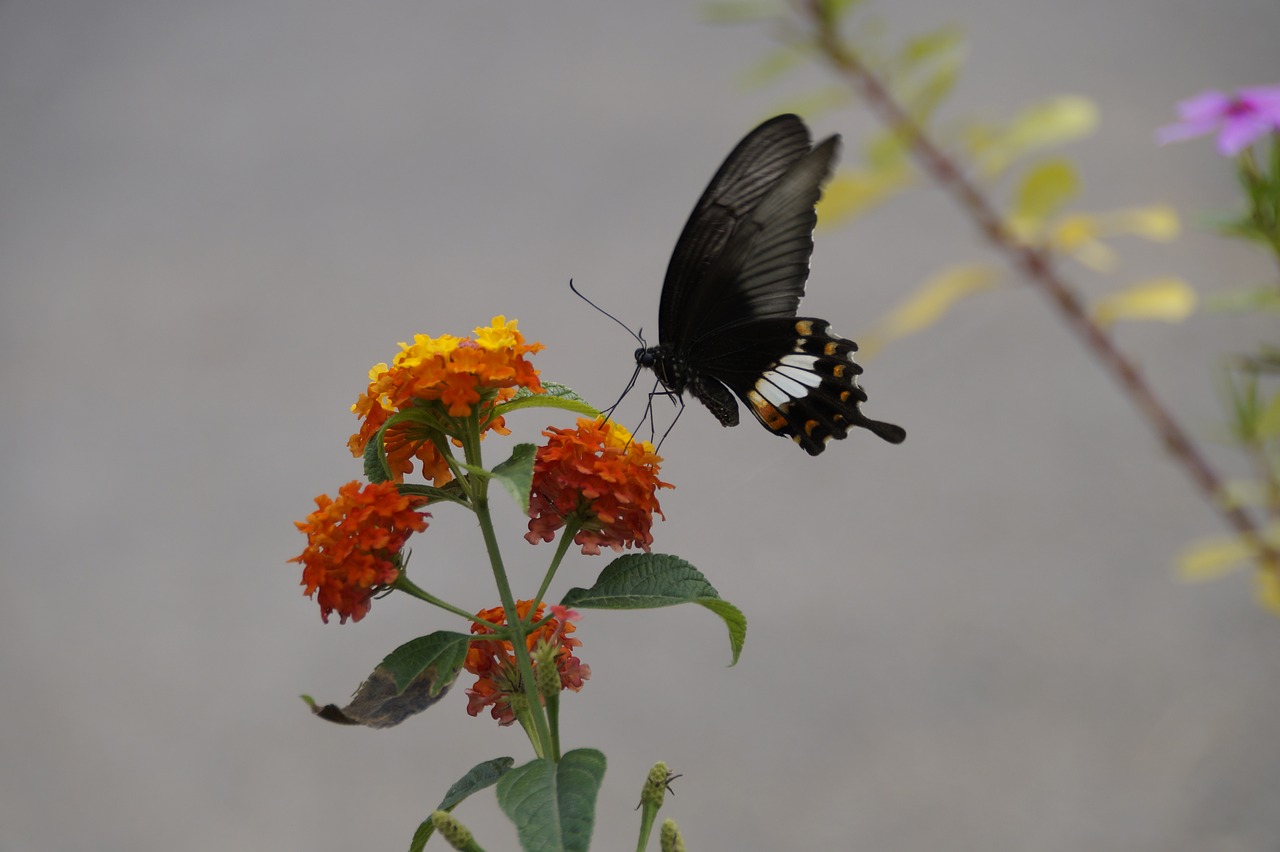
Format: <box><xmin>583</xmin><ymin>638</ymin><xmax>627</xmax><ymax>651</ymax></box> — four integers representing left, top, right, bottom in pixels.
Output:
<box><xmin>660</xmin><ymin>818</ymin><xmax>686</xmax><ymax>852</ymax></box>
<box><xmin>640</xmin><ymin>761</ymin><xmax>679</xmax><ymax>810</ymax></box>
<box><xmin>430</xmin><ymin>810</ymin><xmax>475</xmax><ymax>850</ymax></box>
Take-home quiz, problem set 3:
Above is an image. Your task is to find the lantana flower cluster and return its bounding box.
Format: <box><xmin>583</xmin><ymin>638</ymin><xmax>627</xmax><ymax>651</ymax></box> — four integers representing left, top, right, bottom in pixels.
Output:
<box><xmin>290</xmin><ymin>480</ymin><xmax>429</xmax><ymax>624</ymax></box>
<box><xmin>349</xmin><ymin>316</ymin><xmax>544</xmax><ymax>484</ymax></box>
<box><xmin>464</xmin><ymin>601</ymin><xmax>590</xmax><ymax>726</ymax></box>
<box><xmin>526</xmin><ymin>417</ymin><xmax>673</xmax><ymax>555</ymax></box>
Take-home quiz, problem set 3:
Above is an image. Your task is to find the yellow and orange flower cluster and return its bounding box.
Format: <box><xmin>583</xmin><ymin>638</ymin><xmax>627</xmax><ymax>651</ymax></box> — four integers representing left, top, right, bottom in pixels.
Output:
<box><xmin>348</xmin><ymin>316</ymin><xmax>544</xmax><ymax>483</ymax></box>
<box><xmin>464</xmin><ymin>601</ymin><xmax>589</xmax><ymax>726</ymax></box>
<box><xmin>290</xmin><ymin>480</ymin><xmax>429</xmax><ymax>624</ymax></box>
<box><xmin>525</xmin><ymin>418</ymin><xmax>672</xmax><ymax>555</ymax></box>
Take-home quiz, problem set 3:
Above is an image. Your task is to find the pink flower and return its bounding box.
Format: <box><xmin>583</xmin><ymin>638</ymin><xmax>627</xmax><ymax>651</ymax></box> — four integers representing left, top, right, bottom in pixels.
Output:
<box><xmin>1156</xmin><ymin>84</ymin><xmax>1280</xmax><ymax>156</ymax></box>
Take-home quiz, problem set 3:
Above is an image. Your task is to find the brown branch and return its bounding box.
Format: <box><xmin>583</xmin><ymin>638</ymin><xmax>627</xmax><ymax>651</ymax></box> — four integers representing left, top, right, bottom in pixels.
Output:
<box><xmin>799</xmin><ymin>0</ymin><xmax>1278</xmax><ymax>573</ymax></box>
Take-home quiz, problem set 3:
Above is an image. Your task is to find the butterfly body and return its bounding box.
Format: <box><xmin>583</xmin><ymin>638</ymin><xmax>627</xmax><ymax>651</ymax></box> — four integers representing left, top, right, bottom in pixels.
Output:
<box><xmin>636</xmin><ymin>114</ymin><xmax>905</xmax><ymax>455</ymax></box>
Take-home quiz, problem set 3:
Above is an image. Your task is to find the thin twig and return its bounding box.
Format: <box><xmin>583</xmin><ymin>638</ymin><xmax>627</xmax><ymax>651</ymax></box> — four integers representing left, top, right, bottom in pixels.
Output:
<box><xmin>799</xmin><ymin>0</ymin><xmax>1278</xmax><ymax>573</ymax></box>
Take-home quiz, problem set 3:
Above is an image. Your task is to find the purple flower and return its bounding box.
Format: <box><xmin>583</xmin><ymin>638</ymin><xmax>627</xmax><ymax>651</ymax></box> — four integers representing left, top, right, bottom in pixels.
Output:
<box><xmin>1156</xmin><ymin>84</ymin><xmax>1280</xmax><ymax>156</ymax></box>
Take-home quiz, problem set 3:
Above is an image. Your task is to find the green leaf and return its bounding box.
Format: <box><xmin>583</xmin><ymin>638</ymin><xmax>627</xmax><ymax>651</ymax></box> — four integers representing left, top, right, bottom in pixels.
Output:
<box><xmin>694</xmin><ymin>598</ymin><xmax>748</xmax><ymax>665</ymax></box>
<box><xmin>303</xmin><ymin>632</ymin><xmax>469</xmax><ymax>729</ymax></box>
<box><xmin>976</xmin><ymin>95</ymin><xmax>1099</xmax><ymax>177</ymax></box>
<box><xmin>496</xmin><ymin>749</ymin><xmax>606</xmax><ymax>852</ymax></box>
<box><xmin>1011</xmin><ymin>157</ymin><xmax>1079</xmax><ymax>230</ymax></box>
<box><xmin>561</xmin><ymin>553</ymin><xmax>748</xmax><ymax>665</ymax></box>
<box><xmin>498</xmin><ymin>382</ymin><xmax>599</xmax><ymax>419</ymax></box>
<box><xmin>381</xmin><ymin>631</ymin><xmax>473</xmax><ymax>695</ymax></box>
<box><xmin>491</xmin><ymin>443</ymin><xmax>537</xmax><ymax>514</ymax></box>
<box><xmin>863</xmin><ymin>128</ymin><xmax>911</xmax><ymax>173</ymax></box>
<box><xmin>1259</xmin><ymin>392</ymin><xmax>1280</xmax><ymax>439</ymax></box>
<box><xmin>1090</xmin><ymin>278</ymin><xmax>1197</xmax><ymax>328</ymax></box>
<box><xmin>410</xmin><ymin>757</ymin><xmax>516</xmax><ymax>852</ymax></box>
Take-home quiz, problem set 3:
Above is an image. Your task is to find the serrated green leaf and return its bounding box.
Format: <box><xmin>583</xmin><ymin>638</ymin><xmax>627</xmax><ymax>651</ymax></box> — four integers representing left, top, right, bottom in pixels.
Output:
<box><xmin>491</xmin><ymin>443</ymin><xmax>537</xmax><ymax>514</ymax></box>
<box><xmin>561</xmin><ymin>553</ymin><xmax>747</xmax><ymax>665</ymax></box>
<box><xmin>498</xmin><ymin>382</ymin><xmax>599</xmax><ymax>419</ymax></box>
<box><xmin>410</xmin><ymin>757</ymin><xmax>516</xmax><ymax>852</ymax></box>
<box><xmin>561</xmin><ymin>553</ymin><xmax>719</xmax><ymax>607</ymax></box>
<box><xmin>496</xmin><ymin>749</ymin><xmax>606</xmax><ymax>852</ymax></box>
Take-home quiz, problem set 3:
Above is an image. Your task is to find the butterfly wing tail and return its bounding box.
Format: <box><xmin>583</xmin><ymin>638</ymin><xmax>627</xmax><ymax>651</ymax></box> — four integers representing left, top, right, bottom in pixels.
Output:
<box><xmin>853</xmin><ymin>414</ymin><xmax>907</xmax><ymax>445</ymax></box>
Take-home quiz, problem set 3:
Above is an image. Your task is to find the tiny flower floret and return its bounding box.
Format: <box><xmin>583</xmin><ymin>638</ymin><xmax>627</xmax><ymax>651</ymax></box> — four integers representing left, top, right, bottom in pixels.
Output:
<box><xmin>464</xmin><ymin>600</ymin><xmax>589</xmax><ymax>726</ymax></box>
<box><xmin>525</xmin><ymin>418</ymin><xmax>673</xmax><ymax>555</ymax></box>
<box><xmin>348</xmin><ymin>316</ymin><xmax>544</xmax><ymax>483</ymax></box>
<box><xmin>290</xmin><ymin>480</ymin><xmax>429</xmax><ymax>624</ymax></box>
<box><xmin>1157</xmin><ymin>84</ymin><xmax>1280</xmax><ymax>156</ymax></box>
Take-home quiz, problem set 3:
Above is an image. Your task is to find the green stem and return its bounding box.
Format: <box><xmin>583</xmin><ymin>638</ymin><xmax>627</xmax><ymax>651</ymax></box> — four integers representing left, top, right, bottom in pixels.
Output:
<box><xmin>529</xmin><ymin>518</ymin><xmax>581</xmax><ymax>622</ymax></box>
<box><xmin>635</xmin><ymin>809</ymin><xmax>657</xmax><ymax>852</ymax></box>
<box><xmin>544</xmin><ymin>689</ymin><xmax>562</xmax><ymax>763</ymax></box>
<box><xmin>464</xmin><ymin>416</ymin><xmax>555</xmax><ymax>760</ymax></box>
<box><xmin>393</xmin><ymin>573</ymin><xmax>497</xmax><ymax>626</ymax></box>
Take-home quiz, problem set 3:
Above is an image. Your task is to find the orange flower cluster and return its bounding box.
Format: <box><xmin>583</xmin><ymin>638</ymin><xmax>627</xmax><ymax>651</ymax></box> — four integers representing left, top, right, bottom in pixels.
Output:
<box><xmin>525</xmin><ymin>418</ymin><xmax>672</xmax><ymax>555</ymax></box>
<box><xmin>290</xmin><ymin>480</ymin><xmax>429</xmax><ymax>624</ymax></box>
<box><xmin>464</xmin><ymin>601</ymin><xmax>589</xmax><ymax>726</ymax></box>
<box><xmin>348</xmin><ymin>316</ymin><xmax>544</xmax><ymax>483</ymax></box>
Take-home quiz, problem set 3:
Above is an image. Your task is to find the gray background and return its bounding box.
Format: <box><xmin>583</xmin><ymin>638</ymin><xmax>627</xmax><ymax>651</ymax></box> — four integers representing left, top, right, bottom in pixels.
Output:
<box><xmin>3</xmin><ymin>1</ymin><xmax>1279</xmax><ymax>850</ymax></box>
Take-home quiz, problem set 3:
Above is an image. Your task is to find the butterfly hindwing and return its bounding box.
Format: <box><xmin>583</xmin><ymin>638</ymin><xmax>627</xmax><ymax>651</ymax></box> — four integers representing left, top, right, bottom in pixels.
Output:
<box><xmin>690</xmin><ymin>317</ymin><xmax>906</xmax><ymax>455</ymax></box>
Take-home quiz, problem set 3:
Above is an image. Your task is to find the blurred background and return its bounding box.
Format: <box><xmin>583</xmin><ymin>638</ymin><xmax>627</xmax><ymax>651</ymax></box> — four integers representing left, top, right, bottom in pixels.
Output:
<box><xmin>3</xmin><ymin>1</ymin><xmax>1279</xmax><ymax>849</ymax></box>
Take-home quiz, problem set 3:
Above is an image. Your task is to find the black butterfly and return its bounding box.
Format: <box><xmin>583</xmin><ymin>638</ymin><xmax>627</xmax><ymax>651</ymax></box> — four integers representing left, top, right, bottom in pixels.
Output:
<box><xmin>635</xmin><ymin>114</ymin><xmax>906</xmax><ymax>455</ymax></box>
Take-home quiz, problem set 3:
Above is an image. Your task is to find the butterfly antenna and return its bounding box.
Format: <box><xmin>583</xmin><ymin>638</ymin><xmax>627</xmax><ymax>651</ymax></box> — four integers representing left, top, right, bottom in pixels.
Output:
<box><xmin>569</xmin><ymin>279</ymin><xmax>644</xmax><ymax>346</ymax></box>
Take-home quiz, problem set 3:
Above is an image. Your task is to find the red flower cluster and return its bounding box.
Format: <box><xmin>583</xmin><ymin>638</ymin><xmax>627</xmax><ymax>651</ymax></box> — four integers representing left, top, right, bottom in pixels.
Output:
<box><xmin>290</xmin><ymin>481</ymin><xmax>429</xmax><ymax>623</ymax></box>
<box><xmin>525</xmin><ymin>418</ymin><xmax>672</xmax><ymax>555</ymax></box>
<box><xmin>464</xmin><ymin>601</ymin><xmax>589</xmax><ymax>726</ymax></box>
<box><xmin>348</xmin><ymin>316</ymin><xmax>544</xmax><ymax>484</ymax></box>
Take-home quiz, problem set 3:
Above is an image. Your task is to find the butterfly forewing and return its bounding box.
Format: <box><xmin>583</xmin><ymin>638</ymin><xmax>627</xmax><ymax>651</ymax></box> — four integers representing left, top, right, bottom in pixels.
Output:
<box><xmin>683</xmin><ymin>137</ymin><xmax>839</xmax><ymax>337</ymax></box>
<box><xmin>659</xmin><ymin>115</ymin><xmax>815</xmax><ymax>343</ymax></box>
